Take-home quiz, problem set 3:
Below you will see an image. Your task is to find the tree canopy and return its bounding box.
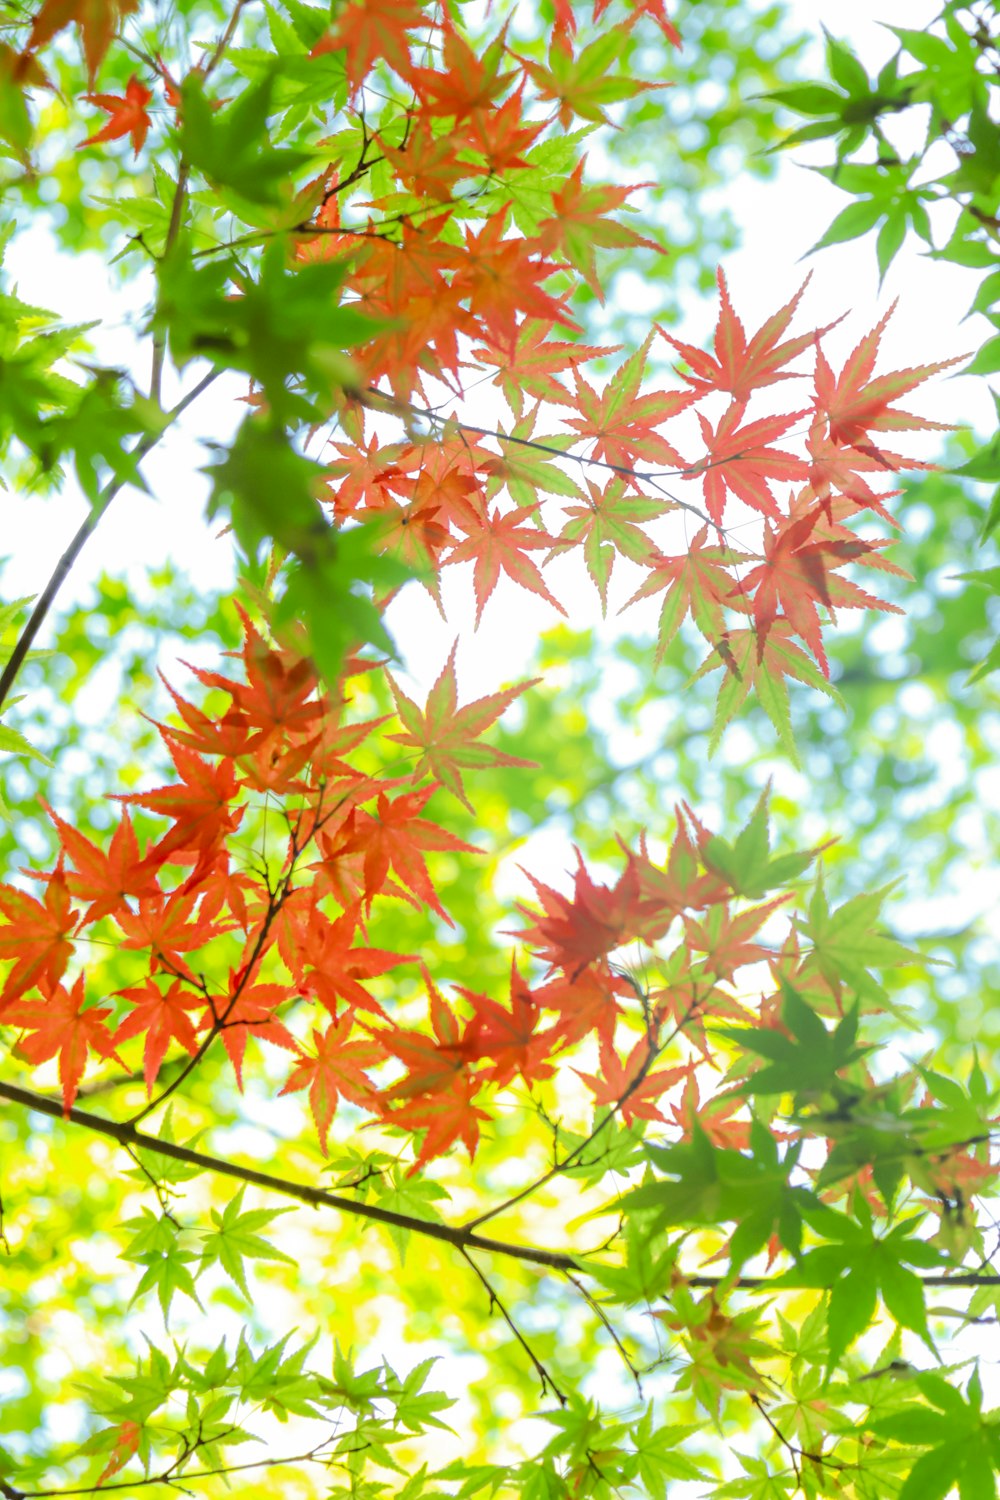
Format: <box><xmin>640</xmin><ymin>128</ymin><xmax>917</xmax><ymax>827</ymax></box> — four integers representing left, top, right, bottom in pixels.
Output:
<box><xmin>0</xmin><ymin>2</ymin><xmax>998</xmax><ymax>1499</ymax></box>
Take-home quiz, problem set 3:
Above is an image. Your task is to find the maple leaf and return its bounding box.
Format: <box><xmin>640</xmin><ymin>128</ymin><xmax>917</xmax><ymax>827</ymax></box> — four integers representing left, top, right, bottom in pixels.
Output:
<box><xmin>378</xmin><ymin>119</ymin><xmax>472</xmax><ymax>202</ymax></box>
<box><xmin>407</xmin><ymin>21</ymin><xmax>514</xmax><ymax>121</ymax></box>
<box><xmin>310</xmin><ymin>0</ymin><xmax>424</xmax><ymax>90</ymax></box>
<box><xmin>687</xmin><ymin>401</ymin><xmax>809</xmax><ymax>528</ymax></box>
<box><xmin>8</xmin><ymin>974</ymin><xmax>122</xmax><ymax>1112</ymax></box>
<box><xmin>622</xmin><ymin>525</ymin><xmax>751</xmax><ymax>662</ymax></box>
<box><xmin>293</xmin><ymin>902</ymin><xmax>414</xmax><ymax>1017</ymax></box>
<box><xmin>576</xmin><ymin>1039</ymin><xmax>687</xmax><ymax>1126</ymax></box>
<box><xmin>519</xmin><ymin>33</ymin><xmax>664</xmax><ymax>129</ymax></box>
<box><xmin>814</xmin><ymin>302</ymin><xmax>965</xmax><ymax>458</ymax></box>
<box><xmin>462</xmin><ymin>84</ymin><xmax>546</xmax><ymax>174</ymax></box>
<box><xmin>215</xmin><ymin>978</ymin><xmax>296</xmax><ymax>1090</ymax></box>
<box><xmin>46</xmin><ymin>804</ymin><xmax>158</xmax><ymax>925</ymax></box>
<box><xmin>323</xmin><ymin>435</ymin><xmax>406</xmax><ymax>519</ymax></box>
<box><xmin>692</xmin><ymin>619</ymin><xmax>845</xmax><ymax>765</ymax></box>
<box><xmin>445</xmin><ymin>501</ymin><xmax>567</xmax><ymax>626</ymax></box>
<box><xmin>477</xmin><ymin>407</ymin><xmax>585</xmax><ymax>511</ymax></box>
<box><xmin>472</xmin><ymin>320</ymin><xmax>616</xmax><ymax>417</ymax></box>
<box><xmin>26</xmin><ymin>0</ymin><xmax>140</xmax><ymax>81</ymax></box>
<box><xmin>114</xmin><ymin>735</ymin><xmax>244</xmax><ymax>870</ymax></box>
<box><xmin>515</xmin><ymin>850</ymin><xmax>661</xmax><ymax>977</ymax></box>
<box><xmin>564</xmin><ymin>334</ymin><xmax>692</xmax><ymax>471</ymax></box>
<box><xmin>617</xmin><ymin>0</ymin><xmax>682</xmax><ymax>45</ymax></box>
<box><xmin>114</xmin><ymin>890</ymin><xmax>230</xmax><ymax>979</ymax></box>
<box><xmin>683</xmin><ymin>897</ymin><xmax>788</xmax><ymax>981</ymax></box>
<box><xmin>548</xmin><ymin>476</ymin><xmax>673</xmax><ymax>613</ymax></box>
<box><xmin>736</xmin><ymin>506</ymin><xmax>904</xmax><ymax>674</ymax></box>
<box><xmin>533</xmin><ymin>964</ymin><xmax>626</xmax><ymax>1050</ymax></box>
<box><xmin>454</xmin><ymin>957</ymin><xmax>555</xmax><ymax>1088</ymax></box>
<box><xmin>537</xmin><ymin>162</ymin><xmax>662</xmax><ymax>301</ymax></box>
<box><xmin>281</xmin><ymin>1013</ymin><xmax>385</xmax><ymax>1154</ymax></box>
<box><xmin>114</xmin><ymin>978</ymin><xmax>204</xmax><ymax>1094</ymax></box>
<box><xmin>0</xmin><ymin>861</ymin><xmax>78</xmax><ymax>1012</ymax></box>
<box><xmin>386</xmin><ymin>1074</ymin><xmax>492</xmax><ymax>1175</ymax></box>
<box><xmin>658</xmin><ymin>269</ymin><xmax>837</xmax><ymax>404</ymax></box>
<box><xmin>79</xmin><ymin>74</ymin><xmax>152</xmax><ymax>156</ymax></box>
<box><xmin>377</xmin><ymin>971</ymin><xmax>478</xmax><ymax>1100</ymax></box>
<box><xmin>387</xmin><ymin>645</ymin><xmax>538</xmax><ymax>810</ymax></box>
<box><xmin>452</xmin><ymin>210</ymin><xmax>580</xmax><ymax>353</ymax></box>
<box><xmin>331</xmin><ymin>785</ymin><xmax>479</xmax><ymax>924</ymax></box>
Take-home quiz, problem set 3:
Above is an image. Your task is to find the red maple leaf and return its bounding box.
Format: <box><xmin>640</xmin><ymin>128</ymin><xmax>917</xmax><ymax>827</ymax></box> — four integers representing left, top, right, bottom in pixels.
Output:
<box><xmin>376</xmin><ymin>972</ymin><xmax>476</xmax><ymax>1100</ymax></box>
<box><xmin>79</xmin><ymin>74</ymin><xmax>152</xmax><ymax>155</ymax></box>
<box><xmin>215</xmin><ymin>978</ymin><xmax>296</xmax><ymax>1090</ymax></box>
<box><xmin>281</xmin><ymin>1013</ymin><xmax>385</xmax><ymax>1154</ymax></box>
<box><xmin>114</xmin><ymin>735</ymin><xmax>244</xmax><ymax>871</ymax></box>
<box><xmin>331</xmin><ymin>785</ymin><xmax>479</xmax><ymax>924</ymax></box>
<box><xmin>46</xmin><ymin>804</ymin><xmax>158</xmax><ymax>925</ymax></box>
<box><xmin>25</xmin><ymin>0</ymin><xmax>140</xmax><ymax>81</ymax></box>
<box><xmin>292</xmin><ymin>901</ymin><xmax>414</xmax><ymax>1017</ymax></box>
<box><xmin>813</xmin><ymin>302</ymin><xmax>965</xmax><ymax>457</ymax></box>
<box><xmin>533</xmin><ymin>964</ymin><xmax>626</xmax><ymax>1050</ymax></box>
<box><xmin>310</xmin><ymin>0</ymin><xmax>424</xmax><ymax>90</ymax></box>
<box><xmin>454</xmin><ymin>957</ymin><xmax>555</xmax><ymax>1088</ymax></box>
<box><xmin>0</xmin><ymin>861</ymin><xmax>77</xmax><ymax>1012</ymax></box>
<box><xmin>576</xmin><ymin>1038</ymin><xmax>687</xmax><ymax>1125</ymax></box>
<box><xmin>463</xmin><ymin>83</ymin><xmax>546</xmax><ymax>173</ymax></box>
<box><xmin>114</xmin><ymin>978</ymin><xmax>204</xmax><ymax>1093</ymax></box>
<box><xmin>515</xmin><ymin>850</ymin><xmax>660</xmax><ymax>977</ymax></box>
<box><xmin>114</xmin><ymin>890</ymin><xmax>230</xmax><ymax>979</ymax></box>
<box><xmin>452</xmin><ymin>210</ymin><xmax>580</xmax><ymax>353</ymax></box>
<box><xmin>688</xmin><ymin>402</ymin><xmax>808</xmax><ymax>528</ymax></box>
<box><xmin>445</xmin><ymin>501</ymin><xmax>567</xmax><ymax>626</ymax></box>
<box><xmin>385</xmin><ymin>1074</ymin><xmax>491</xmax><ymax>1174</ymax></box>
<box><xmin>737</xmin><ymin>507</ymin><xmax>904</xmax><ymax>674</ymax></box>
<box><xmin>564</xmin><ymin>334</ymin><xmax>691</xmax><ymax>471</ymax></box>
<box><xmin>387</xmin><ymin>644</ymin><xmax>538</xmax><ymax>810</ymax></box>
<box><xmin>658</xmin><ymin>269</ymin><xmax>836</xmax><ymax>404</ymax></box>
<box><xmin>8</xmin><ymin>974</ymin><xmax>122</xmax><ymax>1112</ymax></box>
<box><xmin>407</xmin><ymin>21</ymin><xmax>514</xmax><ymax>121</ymax></box>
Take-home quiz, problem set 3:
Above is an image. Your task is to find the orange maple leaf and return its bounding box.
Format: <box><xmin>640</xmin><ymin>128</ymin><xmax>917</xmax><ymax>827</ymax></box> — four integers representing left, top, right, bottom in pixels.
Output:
<box><xmin>576</xmin><ymin>1038</ymin><xmax>688</xmax><ymax>1125</ymax></box>
<box><xmin>736</xmin><ymin>507</ymin><xmax>904</xmax><ymax>673</ymax></box>
<box><xmin>445</xmin><ymin>501</ymin><xmax>567</xmax><ymax>626</ymax></box>
<box><xmin>0</xmin><ymin>861</ymin><xmax>77</xmax><ymax>1013</ymax></box>
<box><xmin>25</xmin><ymin>0</ymin><xmax>140</xmax><ymax>80</ymax></box>
<box><xmin>79</xmin><ymin>73</ymin><xmax>152</xmax><ymax>156</ymax></box>
<box><xmin>114</xmin><ymin>978</ymin><xmax>204</xmax><ymax>1093</ymax></box>
<box><xmin>281</xmin><ymin>1012</ymin><xmax>385</xmax><ymax>1154</ymax></box>
<box><xmin>658</xmin><ymin>269</ymin><xmax>837</xmax><ymax>404</ymax></box>
<box><xmin>310</xmin><ymin>0</ymin><xmax>424</xmax><ymax>90</ymax></box>
<box><xmin>813</xmin><ymin>302</ymin><xmax>965</xmax><ymax>457</ymax></box>
<box><xmin>8</xmin><ymin>974</ymin><xmax>121</xmax><ymax>1112</ymax></box>
<box><xmin>688</xmin><ymin>402</ymin><xmax>809</xmax><ymax>528</ymax></box>
<box><xmin>46</xmin><ymin>804</ymin><xmax>158</xmax><ymax>925</ymax></box>
<box><xmin>564</xmin><ymin>334</ymin><xmax>691</xmax><ymax>470</ymax></box>
<box><xmin>387</xmin><ymin>644</ymin><xmax>538</xmax><ymax>810</ymax></box>
<box><xmin>332</xmin><ymin>785</ymin><xmax>479</xmax><ymax>924</ymax></box>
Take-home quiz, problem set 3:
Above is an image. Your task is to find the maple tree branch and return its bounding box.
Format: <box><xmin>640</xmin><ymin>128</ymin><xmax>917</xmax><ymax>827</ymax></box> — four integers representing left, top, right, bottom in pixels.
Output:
<box><xmin>0</xmin><ymin>369</ymin><xmax>219</xmax><ymax>718</ymax></box>
<box><xmin>3</xmin><ymin>1077</ymin><xmax>1000</xmax><ymax>1294</ymax></box>
<box><xmin>10</xmin><ymin>1434</ymin><xmax>341</xmax><ymax>1499</ymax></box>
<box><xmin>464</xmin><ymin>978</ymin><xmax>701</xmax><ymax>1232</ymax></box>
<box><xmin>458</xmin><ymin>1245</ymin><xmax>568</xmax><ymax>1405</ymax></box>
<box><xmin>128</xmin><ymin>790</ymin><xmax>342</xmax><ymax>1126</ymax></box>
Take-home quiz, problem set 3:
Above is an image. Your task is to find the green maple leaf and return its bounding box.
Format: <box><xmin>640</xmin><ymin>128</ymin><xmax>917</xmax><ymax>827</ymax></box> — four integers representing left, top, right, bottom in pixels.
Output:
<box><xmin>870</xmin><ymin>1368</ymin><xmax>1000</xmax><ymax>1500</ymax></box>
<box><xmin>198</xmin><ymin>1185</ymin><xmax>295</xmax><ymax>1298</ymax></box>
